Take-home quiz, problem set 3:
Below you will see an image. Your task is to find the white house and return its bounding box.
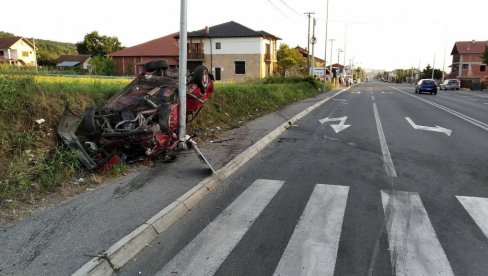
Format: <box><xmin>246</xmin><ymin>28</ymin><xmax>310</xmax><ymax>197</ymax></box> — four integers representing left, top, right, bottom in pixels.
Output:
<box><xmin>0</xmin><ymin>37</ymin><xmax>36</xmax><ymax>66</ymax></box>
<box><xmin>179</xmin><ymin>21</ymin><xmax>281</xmax><ymax>82</ymax></box>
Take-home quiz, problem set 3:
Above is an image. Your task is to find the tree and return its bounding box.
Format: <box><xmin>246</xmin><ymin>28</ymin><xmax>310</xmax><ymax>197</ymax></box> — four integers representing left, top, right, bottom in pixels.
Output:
<box><xmin>277</xmin><ymin>44</ymin><xmax>306</xmax><ymax>76</ymax></box>
<box><xmin>420</xmin><ymin>64</ymin><xmax>442</xmax><ymax>80</ymax></box>
<box><xmin>35</xmin><ymin>39</ymin><xmax>77</xmax><ymax>67</ymax></box>
<box><xmin>76</xmin><ymin>31</ymin><xmax>123</xmax><ymax>57</ymax></box>
<box><xmin>0</xmin><ymin>31</ymin><xmax>15</xmax><ymax>38</ymax></box>
<box><xmin>353</xmin><ymin>67</ymin><xmax>365</xmax><ymax>81</ymax></box>
<box><xmin>88</xmin><ymin>56</ymin><xmax>115</xmax><ymax>75</ymax></box>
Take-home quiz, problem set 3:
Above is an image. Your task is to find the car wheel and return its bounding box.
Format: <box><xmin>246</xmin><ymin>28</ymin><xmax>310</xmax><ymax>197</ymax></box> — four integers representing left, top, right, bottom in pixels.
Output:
<box><xmin>82</xmin><ymin>106</ymin><xmax>102</xmax><ymax>139</ymax></box>
<box><xmin>144</xmin><ymin>59</ymin><xmax>169</xmax><ymax>72</ymax></box>
<box><xmin>192</xmin><ymin>65</ymin><xmax>210</xmax><ymax>92</ymax></box>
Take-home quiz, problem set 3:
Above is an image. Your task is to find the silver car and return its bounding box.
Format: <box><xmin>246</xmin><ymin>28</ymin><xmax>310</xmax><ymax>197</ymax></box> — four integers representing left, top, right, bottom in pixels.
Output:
<box><xmin>440</xmin><ymin>79</ymin><xmax>460</xmax><ymax>90</ymax></box>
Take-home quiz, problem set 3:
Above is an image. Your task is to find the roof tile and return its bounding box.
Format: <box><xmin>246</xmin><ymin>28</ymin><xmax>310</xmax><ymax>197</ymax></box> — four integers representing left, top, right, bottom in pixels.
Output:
<box><xmin>110</xmin><ymin>33</ymin><xmax>179</xmax><ymax>57</ymax></box>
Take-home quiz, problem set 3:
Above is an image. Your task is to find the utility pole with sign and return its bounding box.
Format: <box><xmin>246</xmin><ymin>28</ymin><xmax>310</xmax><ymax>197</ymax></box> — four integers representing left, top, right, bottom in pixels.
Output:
<box><xmin>304</xmin><ymin>12</ymin><xmax>315</xmax><ymax>76</ymax></box>
<box><xmin>311</xmin><ymin>17</ymin><xmax>317</xmax><ymax>77</ymax></box>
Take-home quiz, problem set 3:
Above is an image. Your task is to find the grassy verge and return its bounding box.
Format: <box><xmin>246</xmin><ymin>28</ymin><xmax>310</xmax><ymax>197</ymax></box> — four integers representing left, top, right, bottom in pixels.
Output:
<box><xmin>0</xmin><ymin>74</ymin><xmax>330</xmax><ymax>204</ymax></box>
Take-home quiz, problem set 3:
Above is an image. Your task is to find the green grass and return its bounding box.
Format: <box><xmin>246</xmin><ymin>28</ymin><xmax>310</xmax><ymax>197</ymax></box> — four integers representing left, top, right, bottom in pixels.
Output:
<box><xmin>0</xmin><ymin>73</ymin><xmax>331</xmax><ymax>201</ymax></box>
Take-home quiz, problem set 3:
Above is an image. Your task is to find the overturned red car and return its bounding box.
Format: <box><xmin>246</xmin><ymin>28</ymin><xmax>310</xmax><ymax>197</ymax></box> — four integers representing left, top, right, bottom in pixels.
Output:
<box><xmin>57</xmin><ymin>60</ymin><xmax>214</xmax><ymax>171</ymax></box>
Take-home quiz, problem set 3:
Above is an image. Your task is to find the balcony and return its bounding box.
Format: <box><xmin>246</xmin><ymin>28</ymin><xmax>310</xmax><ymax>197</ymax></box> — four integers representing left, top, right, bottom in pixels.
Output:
<box><xmin>187</xmin><ymin>52</ymin><xmax>204</xmax><ymax>60</ymax></box>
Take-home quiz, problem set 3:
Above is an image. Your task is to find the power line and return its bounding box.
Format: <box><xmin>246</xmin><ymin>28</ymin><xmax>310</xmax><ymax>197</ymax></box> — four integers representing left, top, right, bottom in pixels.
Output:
<box><xmin>266</xmin><ymin>0</ymin><xmax>294</xmax><ymax>21</ymax></box>
<box><xmin>278</xmin><ymin>0</ymin><xmax>304</xmax><ymax>17</ymax></box>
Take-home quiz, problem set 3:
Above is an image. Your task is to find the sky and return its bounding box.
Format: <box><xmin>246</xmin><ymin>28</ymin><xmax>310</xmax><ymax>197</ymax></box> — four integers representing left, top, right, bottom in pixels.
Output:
<box><xmin>2</xmin><ymin>0</ymin><xmax>487</xmax><ymax>71</ymax></box>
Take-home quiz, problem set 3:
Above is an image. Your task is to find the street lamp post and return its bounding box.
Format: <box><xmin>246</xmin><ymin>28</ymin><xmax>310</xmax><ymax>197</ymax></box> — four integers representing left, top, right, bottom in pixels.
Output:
<box><xmin>322</xmin><ymin>0</ymin><xmax>329</xmax><ymax>93</ymax></box>
<box><xmin>178</xmin><ymin>0</ymin><xmax>188</xmax><ymax>147</ymax></box>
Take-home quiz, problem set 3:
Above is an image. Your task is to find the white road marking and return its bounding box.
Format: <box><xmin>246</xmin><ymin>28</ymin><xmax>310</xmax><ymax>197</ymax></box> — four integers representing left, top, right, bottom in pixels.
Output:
<box><xmin>405</xmin><ymin>117</ymin><xmax>452</xmax><ymax>136</ymax></box>
<box><xmin>457</xmin><ymin>196</ymin><xmax>488</xmax><ymax>238</ymax></box>
<box><xmin>273</xmin><ymin>184</ymin><xmax>349</xmax><ymax>276</ymax></box>
<box><xmin>319</xmin><ymin>116</ymin><xmax>351</xmax><ymax>133</ymax></box>
<box><xmin>157</xmin><ymin>179</ymin><xmax>283</xmax><ymax>276</ymax></box>
<box><xmin>381</xmin><ymin>190</ymin><xmax>454</xmax><ymax>276</ymax></box>
<box><xmin>390</xmin><ymin>86</ymin><xmax>488</xmax><ymax>132</ymax></box>
<box><xmin>373</xmin><ymin>103</ymin><xmax>397</xmax><ymax>177</ymax></box>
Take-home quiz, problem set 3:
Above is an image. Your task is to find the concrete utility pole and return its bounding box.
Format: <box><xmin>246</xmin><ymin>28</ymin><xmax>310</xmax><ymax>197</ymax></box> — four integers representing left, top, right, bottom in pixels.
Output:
<box><xmin>431</xmin><ymin>55</ymin><xmax>436</xmax><ymax>79</ymax></box>
<box><xmin>322</xmin><ymin>0</ymin><xmax>329</xmax><ymax>93</ymax></box>
<box><xmin>178</xmin><ymin>0</ymin><xmax>188</xmax><ymax>145</ymax></box>
<box><xmin>337</xmin><ymin>49</ymin><xmax>343</xmax><ymax>66</ymax></box>
<box><xmin>329</xmin><ymin>38</ymin><xmax>334</xmax><ymax>83</ymax></box>
<box><xmin>343</xmin><ymin>25</ymin><xmax>347</xmax><ymax>77</ymax></box>
<box><xmin>304</xmin><ymin>12</ymin><xmax>315</xmax><ymax>76</ymax></box>
<box><xmin>32</xmin><ymin>37</ymin><xmax>38</xmax><ymax>72</ymax></box>
<box><xmin>311</xmin><ymin>17</ymin><xmax>317</xmax><ymax>77</ymax></box>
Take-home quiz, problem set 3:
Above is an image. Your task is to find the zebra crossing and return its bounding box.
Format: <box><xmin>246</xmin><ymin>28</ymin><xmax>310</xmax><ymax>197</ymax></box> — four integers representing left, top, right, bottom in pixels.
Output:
<box><xmin>157</xmin><ymin>179</ymin><xmax>488</xmax><ymax>276</ymax></box>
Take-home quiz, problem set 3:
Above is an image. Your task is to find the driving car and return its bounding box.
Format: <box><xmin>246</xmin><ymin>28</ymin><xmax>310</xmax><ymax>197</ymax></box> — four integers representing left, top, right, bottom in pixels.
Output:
<box><xmin>440</xmin><ymin>79</ymin><xmax>460</xmax><ymax>90</ymax></box>
<box><xmin>415</xmin><ymin>79</ymin><xmax>437</xmax><ymax>94</ymax></box>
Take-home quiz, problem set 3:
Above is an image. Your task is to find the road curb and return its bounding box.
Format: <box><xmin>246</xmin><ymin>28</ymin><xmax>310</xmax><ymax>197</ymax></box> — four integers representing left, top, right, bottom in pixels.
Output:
<box><xmin>73</xmin><ymin>87</ymin><xmax>348</xmax><ymax>275</ymax></box>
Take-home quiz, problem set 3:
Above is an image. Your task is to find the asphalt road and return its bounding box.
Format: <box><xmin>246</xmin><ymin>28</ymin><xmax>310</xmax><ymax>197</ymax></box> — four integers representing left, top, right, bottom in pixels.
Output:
<box><xmin>120</xmin><ymin>82</ymin><xmax>488</xmax><ymax>275</ymax></box>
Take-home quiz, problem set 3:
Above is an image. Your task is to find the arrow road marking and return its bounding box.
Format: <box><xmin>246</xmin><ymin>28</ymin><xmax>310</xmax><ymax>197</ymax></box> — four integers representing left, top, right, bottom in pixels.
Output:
<box><xmin>319</xmin><ymin>116</ymin><xmax>351</xmax><ymax>133</ymax></box>
<box><xmin>405</xmin><ymin>117</ymin><xmax>452</xmax><ymax>136</ymax></box>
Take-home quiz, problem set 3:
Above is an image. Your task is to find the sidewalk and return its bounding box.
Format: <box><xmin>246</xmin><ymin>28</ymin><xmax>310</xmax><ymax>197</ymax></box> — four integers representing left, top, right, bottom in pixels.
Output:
<box><xmin>0</xmin><ymin>88</ymin><xmax>345</xmax><ymax>275</ymax></box>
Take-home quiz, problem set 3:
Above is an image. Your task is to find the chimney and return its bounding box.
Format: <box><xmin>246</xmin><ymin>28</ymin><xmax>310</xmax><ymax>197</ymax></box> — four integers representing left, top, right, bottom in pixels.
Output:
<box><xmin>205</xmin><ymin>26</ymin><xmax>209</xmax><ymax>35</ymax></box>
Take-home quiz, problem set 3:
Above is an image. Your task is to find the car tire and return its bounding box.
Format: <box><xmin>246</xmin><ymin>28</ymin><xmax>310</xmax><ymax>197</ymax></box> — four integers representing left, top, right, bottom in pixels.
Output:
<box><xmin>144</xmin><ymin>59</ymin><xmax>169</xmax><ymax>72</ymax></box>
<box><xmin>192</xmin><ymin>65</ymin><xmax>210</xmax><ymax>92</ymax></box>
<box><xmin>82</xmin><ymin>106</ymin><xmax>102</xmax><ymax>138</ymax></box>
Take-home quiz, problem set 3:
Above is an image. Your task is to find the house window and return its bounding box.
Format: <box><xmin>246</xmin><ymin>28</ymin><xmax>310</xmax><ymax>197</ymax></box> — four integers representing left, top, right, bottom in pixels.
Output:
<box><xmin>481</xmin><ymin>65</ymin><xmax>486</xmax><ymax>72</ymax></box>
<box><xmin>215</xmin><ymin>42</ymin><xmax>221</xmax><ymax>50</ymax></box>
<box><xmin>22</xmin><ymin>51</ymin><xmax>29</xmax><ymax>57</ymax></box>
<box><xmin>0</xmin><ymin>50</ymin><xmax>4</xmax><ymax>56</ymax></box>
<box><xmin>462</xmin><ymin>64</ymin><xmax>469</xmax><ymax>70</ymax></box>
<box><xmin>235</xmin><ymin>61</ymin><xmax>246</xmax><ymax>74</ymax></box>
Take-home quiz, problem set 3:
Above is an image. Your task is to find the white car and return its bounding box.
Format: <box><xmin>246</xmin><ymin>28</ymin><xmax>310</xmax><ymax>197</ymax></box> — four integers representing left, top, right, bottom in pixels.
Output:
<box><xmin>440</xmin><ymin>79</ymin><xmax>460</xmax><ymax>90</ymax></box>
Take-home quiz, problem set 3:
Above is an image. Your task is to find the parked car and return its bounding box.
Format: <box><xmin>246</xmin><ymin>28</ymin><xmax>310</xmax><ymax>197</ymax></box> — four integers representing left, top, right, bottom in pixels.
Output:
<box><xmin>415</xmin><ymin>79</ymin><xmax>437</xmax><ymax>94</ymax></box>
<box><xmin>440</xmin><ymin>79</ymin><xmax>460</xmax><ymax>90</ymax></box>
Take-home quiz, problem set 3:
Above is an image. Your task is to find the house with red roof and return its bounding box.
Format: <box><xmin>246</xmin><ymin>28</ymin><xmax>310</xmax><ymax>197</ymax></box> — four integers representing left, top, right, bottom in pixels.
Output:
<box><xmin>110</xmin><ymin>33</ymin><xmax>179</xmax><ymax>75</ymax></box>
<box><xmin>449</xmin><ymin>40</ymin><xmax>488</xmax><ymax>87</ymax></box>
<box><xmin>110</xmin><ymin>21</ymin><xmax>281</xmax><ymax>82</ymax></box>
<box><xmin>0</xmin><ymin>37</ymin><xmax>36</xmax><ymax>66</ymax></box>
